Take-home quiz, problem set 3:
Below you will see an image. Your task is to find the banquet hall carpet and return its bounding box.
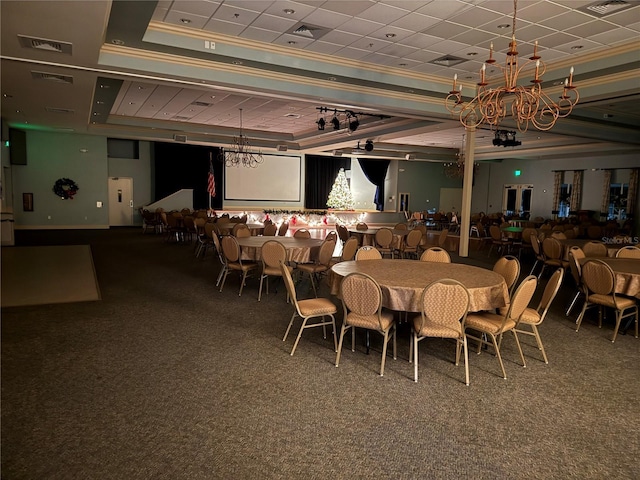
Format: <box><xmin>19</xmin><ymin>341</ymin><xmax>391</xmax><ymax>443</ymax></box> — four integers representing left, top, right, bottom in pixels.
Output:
<box><xmin>2</xmin><ymin>227</ymin><xmax>638</xmax><ymax>480</ymax></box>
<box><xmin>1</xmin><ymin>245</ymin><xmax>101</xmax><ymax>307</ymax></box>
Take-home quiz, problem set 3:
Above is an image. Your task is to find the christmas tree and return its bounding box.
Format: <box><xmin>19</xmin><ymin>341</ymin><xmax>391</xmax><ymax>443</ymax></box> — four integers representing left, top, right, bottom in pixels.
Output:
<box><xmin>326</xmin><ymin>168</ymin><xmax>355</xmax><ymax>210</ymax></box>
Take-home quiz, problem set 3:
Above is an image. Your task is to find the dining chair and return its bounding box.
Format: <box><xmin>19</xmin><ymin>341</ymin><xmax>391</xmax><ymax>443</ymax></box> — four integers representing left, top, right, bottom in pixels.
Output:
<box><xmin>219</xmin><ymin>235</ymin><xmax>258</xmax><ymax>296</ymax></box>
<box><xmin>488</xmin><ymin>225</ymin><xmax>511</xmax><ymax>257</ymax></box>
<box><xmin>529</xmin><ymin>234</ymin><xmax>546</xmax><ymax>277</ymax></box>
<box><xmin>464</xmin><ymin>275</ymin><xmax>538</xmax><ymax>379</ymax></box>
<box><xmin>293</xmin><ymin>228</ymin><xmax>311</xmax><ymax>239</ymax></box>
<box><xmin>325</xmin><ymin>231</ymin><xmax>338</xmax><ymax>243</ymax></box>
<box><xmin>280</xmin><ymin>261</ymin><xmax>338</xmax><ymax>356</ymax></box>
<box><xmin>262</xmin><ymin>223</ymin><xmax>277</xmax><ymax>236</ymax></box>
<box><xmin>331</xmin><ymin>236</ymin><xmax>359</xmax><ymax>265</ymax></box>
<box><xmin>493</xmin><ymin>255</ymin><xmax>521</xmax><ymax>297</ymax></box>
<box><xmin>394</xmin><ymin>223</ymin><xmax>408</xmax><ymax>230</ymax></box>
<box><xmin>551</xmin><ymin>231</ymin><xmax>567</xmax><ymax>240</ymax></box>
<box><xmin>355</xmin><ymin>245</ymin><xmax>382</xmax><ymax>261</ymax></box>
<box><xmin>355</xmin><ymin>222</ymin><xmax>368</xmax><ymax>230</ymax></box>
<box><xmin>258</xmin><ymin>240</ymin><xmax>291</xmax><ymax>302</ymax></box>
<box><xmin>437</xmin><ymin>228</ymin><xmax>449</xmax><ymax>249</ymax></box>
<box><xmin>277</xmin><ymin>222</ymin><xmax>289</xmax><ymax>236</ymax></box>
<box><xmin>336</xmin><ymin>272</ymin><xmax>396</xmax><ymax>376</ymax></box>
<box><xmin>616</xmin><ymin>245</ymin><xmax>640</xmax><ymax>258</ymax></box>
<box><xmin>514</xmin><ymin>268</ymin><xmax>564</xmax><ymax>364</ymax></box>
<box><xmin>232</xmin><ymin>223</ymin><xmax>250</xmax><ymax>237</ymax></box>
<box><xmin>336</xmin><ymin>224</ymin><xmax>350</xmax><ymax>244</ymax></box>
<box><xmin>576</xmin><ymin>259</ymin><xmax>638</xmax><ymax>342</ymax></box>
<box><xmin>566</xmin><ymin>248</ymin><xmax>586</xmax><ymax>316</ymax></box>
<box><xmin>583</xmin><ymin>241</ymin><xmax>607</xmax><ymax>257</ymax></box>
<box><xmin>540</xmin><ymin>237</ymin><xmax>569</xmax><ymax>278</ymax></box>
<box><xmin>410</xmin><ymin>279</ymin><xmax>470</xmax><ymax>384</ymax></box>
<box><xmin>375</xmin><ymin>227</ymin><xmax>394</xmax><ymax>258</ymax></box>
<box><xmin>419</xmin><ymin>246</ymin><xmax>451</xmax><ymax>263</ymax></box>
<box><xmin>211</xmin><ymin>228</ymin><xmax>227</xmax><ymax>287</ymax></box>
<box><xmin>397</xmin><ymin>228</ymin><xmax>422</xmax><ymax>259</ymax></box>
<box><xmin>296</xmin><ymin>238</ymin><xmax>336</xmax><ymax>297</ymax></box>
<box><xmin>193</xmin><ymin>218</ymin><xmax>209</xmax><ymax>257</ymax></box>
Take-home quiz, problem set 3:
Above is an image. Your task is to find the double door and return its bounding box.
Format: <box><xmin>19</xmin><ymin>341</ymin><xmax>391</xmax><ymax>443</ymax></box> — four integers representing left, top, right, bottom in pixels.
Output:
<box><xmin>503</xmin><ymin>184</ymin><xmax>533</xmax><ymax>218</ymax></box>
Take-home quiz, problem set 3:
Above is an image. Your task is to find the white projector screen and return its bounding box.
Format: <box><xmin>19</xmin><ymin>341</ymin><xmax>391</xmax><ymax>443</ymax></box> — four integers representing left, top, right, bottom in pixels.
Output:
<box><xmin>224</xmin><ymin>154</ymin><xmax>301</xmax><ymax>201</ymax></box>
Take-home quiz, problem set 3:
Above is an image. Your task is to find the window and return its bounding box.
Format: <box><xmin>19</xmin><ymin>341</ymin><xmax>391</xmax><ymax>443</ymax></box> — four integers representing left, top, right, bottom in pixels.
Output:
<box><xmin>558</xmin><ymin>183</ymin><xmax>572</xmax><ymax>218</ymax></box>
<box><xmin>608</xmin><ymin>183</ymin><xmax>628</xmax><ymax>221</ymax></box>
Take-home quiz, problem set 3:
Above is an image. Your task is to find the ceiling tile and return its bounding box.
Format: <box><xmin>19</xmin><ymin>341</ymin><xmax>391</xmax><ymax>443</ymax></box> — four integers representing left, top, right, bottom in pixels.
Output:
<box><xmin>169</xmin><ymin>1</ymin><xmax>221</xmax><ymax>18</ymax></box>
<box><xmin>358</xmin><ymin>2</ymin><xmax>411</xmax><ymax>24</ymax></box>
<box><xmin>401</xmin><ymin>33</ymin><xmax>444</xmax><ymax>49</ymax></box>
<box><xmin>427</xmin><ymin>39</ymin><xmax>470</xmax><ymax>55</ymax></box>
<box><xmin>541</xmin><ymin>10</ymin><xmax>595</xmax><ymax>30</ymax></box>
<box><xmin>537</xmin><ymin>31</ymin><xmax>581</xmax><ymax>50</ymax></box>
<box><xmin>414</xmin><ymin>0</ymin><xmax>470</xmax><ymax>19</ymax></box>
<box><xmin>249</xmin><ymin>12</ymin><xmax>297</xmax><ymax>32</ymax></box>
<box><xmin>341</xmin><ymin>17</ymin><xmax>384</xmax><ymax>36</ymax></box>
<box><xmin>424</xmin><ymin>21</ymin><xmax>468</xmax><ymax>38</ymax></box>
<box><xmin>451</xmin><ymin>28</ymin><xmax>496</xmax><ymax>47</ymax></box>
<box><xmin>239</xmin><ymin>27</ymin><xmax>282</xmax><ymax>43</ymax></box>
<box><xmin>164</xmin><ymin>11</ymin><xmax>210</xmax><ymax>29</ymax></box>
<box><xmin>390</xmin><ymin>12</ymin><xmax>440</xmax><ymax>31</ymax></box>
<box><xmin>203</xmin><ymin>18</ymin><xmax>246</xmax><ymax>35</ymax></box>
<box><xmin>566</xmin><ymin>19</ymin><xmax>620</xmax><ymax>38</ymax></box>
<box><xmin>222</xmin><ymin>1</ymin><xmax>272</xmax><ymax>13</ymax></box>
<box><xmin>318</xmin><ymin>0</ymin><xmax>375</xmax><ymax>17</ymax></box>
<box><xmin>589</xmin><ymin>28</ymin><xmax>637</xmax><ymax>46</ymax></box>
<box><xmin>349</xmin><ymin>36</ymin><xmax>392</xmax><ymax>52</ymax></box>
<box><xmin>303</xmin><ymin>40</ymin><xmax>343</xmax><ymax>55</ymax></box>
<box><xmin>602</xmin><ymin>7</ymin><xmax>640</xmax><ymax>27</ymax></box>
<box><xmin>263</xmin><ymin>1</ymin><xmax>317</xmax><ymax>20</ymax></box>
<box><xmin>448</xmin><ymin>6</ymin><xmax>506</xmax><ymax>28</ymax></box>
<box><xmin>514</xmin><ymin>24</ymin><xmax>556</xmax><ymax>43</ymax></box>
<box><xmin>369</xmin><ymin>25</ymin><xmax>414</xmax><ymax>42</ymax></box>
<box><xmin>273</xmin><ymin>33</ymin><xmax>315</xmax><ymax>48</ymax></box>
<box><xmin>517</xmin><ymin>2</ymin><xmax>569</xmax><ymax>23</ymax></box>
<box><xmin>300</xmin><ymin>8</ymin><xmax>351</xmax><ymax>29</ymax></box>
<box><xmin>333</xmin><ymin>46</ymin><xmax>371</xmax><ymax>61</ymax></box>
<box><xmin>212</xmin><ymin>4</ymin><xmax>261</xmax><ymax>25</ymax></box>
<box><xmin>552</xmin><ymin>37</ymin><xmax>605</xmax><ymax>54</ymax></box>
<box><xmin>377</xmin><ymin>43</ymin><xmax>418</xmax><ymax>58</ymax></box>
<box><xmin>320</xmin><ymin>29</ymin><xmax>362</xmax><ymax>46</ymax></box>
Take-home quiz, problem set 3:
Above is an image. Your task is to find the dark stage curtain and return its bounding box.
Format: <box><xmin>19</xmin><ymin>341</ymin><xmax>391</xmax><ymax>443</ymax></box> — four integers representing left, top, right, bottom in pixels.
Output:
<box><xmin>305</xmin><ymin>155</ymin><xmax>350</xmax><ymax>209</ymax></box>
<box><xmin>357</xmin><ymin>158</ymin><xmax>390</xmax><ymax>211</ymax></box>
<box><xmin>153</xmin><ymin>142</ymin><xmax>223</xmax><ymax>210</ymax></box>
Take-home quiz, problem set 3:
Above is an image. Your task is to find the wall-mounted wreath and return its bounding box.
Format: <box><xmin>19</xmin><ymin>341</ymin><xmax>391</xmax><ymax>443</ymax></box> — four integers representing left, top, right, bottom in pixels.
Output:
<box><xmin>53</xmin><ymin>178</ymin><xmax>79</xmax><ymax>199</ymax></box>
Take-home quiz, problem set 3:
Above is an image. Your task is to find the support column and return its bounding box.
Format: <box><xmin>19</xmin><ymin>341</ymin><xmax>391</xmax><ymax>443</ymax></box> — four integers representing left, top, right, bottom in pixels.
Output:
<box><xmin>458</xmin><ymin>126</ymin><xmax>476</xmax><ymax>257</ymax></box>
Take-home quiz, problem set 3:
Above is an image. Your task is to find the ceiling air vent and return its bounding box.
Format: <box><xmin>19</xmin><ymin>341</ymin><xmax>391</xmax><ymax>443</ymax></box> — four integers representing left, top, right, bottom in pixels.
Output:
<box><xmin>31</xmin><ymin>71</ymin><xmax>74</xmax><ymax>84</ymax></box>
<box><xmin>284</xmin><ymin>113</ymin><xmax>301</xmax><ymax>119</ymax></box>
<box><xmin>173</xmin><ymin>134</ymin><xmax>187</xmax><ymax>143</ymax></box>
<box><xmin>287</xmin><ymin>23</ymin><xmax>330</xmax><ymax>40</ymax></box>
<box><xmin>430</xmin><ymin>55</ymin><xmax>466</xmax><ymax>67</ymax></box>
<box><xmin>191</xmin><ymin>101</ymin><xmax>213</xmax><ymax>107</ymax></box>
<box><xmin>18</xmin><ymin>35</ymin><xmax>72</xmax><ymax>54</ymax></box>
<box><xmin>45</xmin><ymin>107</ymin><xmax>75</xmax><ymax>114</ymax></box>
<box><xmin>173</xmin><ymin>116</ymin><xmax>191</xmax><ymax>121</ymax></box>
<box><xmin>578</xmin><ymin>0</ymin><xmax>637</xmax><ymax>17</ymax></box>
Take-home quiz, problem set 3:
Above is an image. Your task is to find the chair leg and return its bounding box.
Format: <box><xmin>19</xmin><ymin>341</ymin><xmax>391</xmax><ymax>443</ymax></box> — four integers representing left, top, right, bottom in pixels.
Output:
<box><xmin>528</xmin><ymin>259</ymin><xmax>540</xmax><ymax>277</ymax></box>
<box><xmin>380</xmin><ymin>330</ymin><xmax>390</xmax><ymax>376</ymax></box>
<box><xmin>462</xmin><ymin>337</ymin><xmax>469</xmax><ymax>386</ymax></box>
<box><xmin>283</xmin><ymin>312</ymin><xmax>297</xmax><ymax>342</ymax></box>
<box><xmin>525</xmin><ymin>325</ymin><xmax>549</xmax><ymax>364</ymax></box>
<box><xmin>413</xmin><ymin>334</ymin><xmax>419</xmax><ymax>382</ymax></box>
<box><xmin>290</xmin><ymin>317</ymin><xmax>309</xmax><ymax>356</ymax></box>
<box><xmin>238</xmin><ymin>271</ymin><xmax>248</xmax><ymax>296</ymax></box>
<box><xmin>258</xmin><ymin>274</ymin><xmax>266</xmax><ymax>302</ymax></box>
<box><xmin>219</xmin><ymin>268</ymin><xmax>230</xmax><ymax>292</ymax></box>
<box><xmin>490</xmin><ymin>333</ymin><xmax>507</xmax><ymax>379</ymax></box>
<box><xmin>335</xmin><ymin>324</ymin><xmax>349</xmax><ymax>367</ymax></box>
<box><xmin>511</xmin><ymin>330</ymin><xmax>527</xmax><ymax>368</ymax></box>
<box><xmin>565</xmin><ymin>290</ymin><xmax>581</xmax><ymax>316</ymax></box>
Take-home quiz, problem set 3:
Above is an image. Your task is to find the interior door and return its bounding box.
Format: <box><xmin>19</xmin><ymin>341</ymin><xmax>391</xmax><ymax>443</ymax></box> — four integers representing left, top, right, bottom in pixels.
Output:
<box><xmin>108</xmin><ymin>177</ymin><xmax>133</xmax><ymax>226</ymax></box>
<box><xmin>503</xmin><ymin>184</ymin><xmax>533</xmax><ymax>217</ymax></box>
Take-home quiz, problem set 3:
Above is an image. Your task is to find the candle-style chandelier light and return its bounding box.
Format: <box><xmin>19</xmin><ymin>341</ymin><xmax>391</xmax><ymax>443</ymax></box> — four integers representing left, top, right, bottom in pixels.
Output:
<box><xmin>445</xmin><ymin>0</ymin><xmax>579</xmax><ymax>132</ymax></box>
<box><xmin>223</xmin><ymin>108</ymin><xmax>264</xmax><ymax>168</ymax></box>
<box><xmin>443</xmin><ymin>134</ymin><xmax>478</xmax><ymax>179</ymax></box>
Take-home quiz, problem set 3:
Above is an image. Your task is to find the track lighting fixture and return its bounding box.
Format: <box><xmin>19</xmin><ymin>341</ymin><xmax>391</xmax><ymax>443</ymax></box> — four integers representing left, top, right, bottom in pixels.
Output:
<box><xmin>316</xmin><ymin>117</ymin><xmax>325</xmax><ymax>130</ymax></box>
<box><xmin>331</xmin><ymin>115</ymin><xmax>340</xmax><ymax>130</ymax></box>
<box><xmin>348</xmin><ymin>115</ymin><xmax>359</xmax><ymax>132</ymax></box>
<box><xmin>364</xmin><ymin>140</ymin><xmax>374</xmax><ymax>152</ymax></box>
<box><xmin>493</xmin><ymin>129</ymin><xmax>521</xmax><ymax>147</ymax></box>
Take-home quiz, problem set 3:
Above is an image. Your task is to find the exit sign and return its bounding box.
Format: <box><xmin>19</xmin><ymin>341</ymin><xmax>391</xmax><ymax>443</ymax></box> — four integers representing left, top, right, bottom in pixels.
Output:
<box><xmin>515</xmin><ymin>170</ymin><xmax>521</xmax><ymax>176</ymax></box>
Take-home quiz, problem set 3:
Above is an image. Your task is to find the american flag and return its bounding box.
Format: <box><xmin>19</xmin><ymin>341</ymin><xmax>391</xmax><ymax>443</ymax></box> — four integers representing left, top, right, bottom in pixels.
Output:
<box><xmin>207</xmin><ymin>159</ymin><xmax>216</xmax><ymax>198</ymax></box>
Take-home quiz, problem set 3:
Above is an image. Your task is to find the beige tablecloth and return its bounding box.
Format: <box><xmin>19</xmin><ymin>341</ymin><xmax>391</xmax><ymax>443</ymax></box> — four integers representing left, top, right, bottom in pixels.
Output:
<box><xmin>217</xmin><ymin>223</ymin><xmax>264</xmax><ymax>236</ymax></box>
<box><xmin>580</xmin><ymin>258</ymin><xmax>640</xmax><ymax>299</ymax></box>
<box><xmin>330</xmin><ymin>259</ymin><xmax>509</xmax><ymax>313</ymax></box>
<box><xmin>236</xmin><ymin>237</ymin><xmax>323</xmax><ymax>264</ymax></box>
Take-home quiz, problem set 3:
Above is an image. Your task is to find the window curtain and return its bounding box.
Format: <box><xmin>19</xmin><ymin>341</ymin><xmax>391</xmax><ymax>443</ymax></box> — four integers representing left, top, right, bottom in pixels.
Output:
<box><xmin>570</xmin><ymin>170</ymin><xmax>583</xmax><ymax>214</ymax></box>
<box><xmin>305</xmin><ymin>155</ymin><xmax>350</xmax><ymax>209</ymax></box>
<box><xmin>357</xmin><ymin>158</ymin><xmax>390</xmax><ymax>211</ymax></box>
<box><xmin>600</xmin><ymin>169</ymin><xmax>612</xmax><ymax>221</ymax></box>
<box><xmin>627</xmin><ymin>168</ymin><xmax>639</xmax><ymax>219</ymax></box>
<box><xmin>552</xmin><ymin>171</ymin><xmax>563</xmax><ymax>217</ymax></box>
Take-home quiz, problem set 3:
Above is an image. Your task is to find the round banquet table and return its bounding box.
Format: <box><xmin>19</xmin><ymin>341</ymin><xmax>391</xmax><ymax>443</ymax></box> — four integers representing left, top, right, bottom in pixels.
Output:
<box><xmin>330</xmin><ymin>259</ymin><xmax>509</xmax><ymax>313</ymax></box>
<box><xmin>216</xmin><ymin>222</ymin><xmax>264</xmax><ymax>235</ymax></box>
<box><xmin>236</xmin><ymin>236</ymin><xmax>324</xmax><ymax>263</ymax></box>
<box><xmin>579</xmin><ymin>257</ymin><xmax>640</xmax><ymax>299</ymax></box>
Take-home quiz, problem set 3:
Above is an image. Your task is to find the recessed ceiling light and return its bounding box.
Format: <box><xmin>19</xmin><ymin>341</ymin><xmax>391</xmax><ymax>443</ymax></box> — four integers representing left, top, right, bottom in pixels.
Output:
<box><xmin>100</xmin><ymin>84</ymin><xmax>110</xmax><ymax>89</ymax></box>
<box><xmin>399</xmin><ymin>63</ymin><xmax>407</xmax><ymax>67</ymax></box>
<box><xmin>385</xmin><ymin>33</ymin><xmax>396</xmax><ymax>38</ymax></box>
<box><xmin>2</xmin><ymin>93</ymin><xmax>12</xmax><ymax>98</ymax></box>
<box><xmin>111</xmin><ymin>39</ymin><xmax>125</xmax><ymax>46</ymax></box>
<box><xmin>128</xmin><ymin>102</ymin><xmax>135</xmax><ymax>105</ymax></box>
<box><xmin>288</xmin><ymin>41</ymin><xmax>297</xmax><ymax>45</ymax></box>
<box><xmin>232</xmin><ymin>60</ymin><xmax>243</xmax><ymax>65</ymax></box>
<box><xmin>96</xmin><ymin>100</ymin><xmax>104</xmax><ymax>104</ymax></box>
<box><xmin>466</xmin><ymin>52</ymin><xmax>478</xmax><ymax>56</ymax></box>
<box><xmin>328</xmin><ymin>76</ymin><xmax>337</xmax><ymax>81</ymax></box>
<box><xmin>180</xmin><ymin>18</ymin><xmax>191</xmax><ymax>24</ymax></box>
<box><xmin>497</xmin><ymin>23</ymin><xmax>510</xmax><ymax>29</ymax></box>
<box><xmin>571</xmin><ymin>45</ymin><xmax>583</xmax><ymax>50</ymax></box>
<box><xmin>283</xmin><ymin>8</ymin><xmax>295</xmax><ymax>14</ymax></box>
<box><xmin>93</xmin><ymin>112</ymin><xmax>100</xmax><ymax>116</ymax></box>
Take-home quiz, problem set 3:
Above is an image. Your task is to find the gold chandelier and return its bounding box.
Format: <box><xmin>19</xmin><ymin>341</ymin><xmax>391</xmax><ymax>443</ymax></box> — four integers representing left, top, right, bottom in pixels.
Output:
<box><xmin>443</xmin><ymin>134</ymin><xmax>478</xmax><ymax>179</ymax></box>
<box><xmin>223</xmin><ymin>108</ymin><xmax>264</xmax><ymax>168</ymax></box>
<box><xmin>445</xmin><ymin>0</ymin><xmax>579</xmax><ymax>132</ymax></box>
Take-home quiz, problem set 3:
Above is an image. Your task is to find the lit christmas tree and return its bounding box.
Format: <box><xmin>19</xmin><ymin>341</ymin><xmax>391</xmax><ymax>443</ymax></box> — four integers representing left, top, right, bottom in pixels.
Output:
<box><xmin>326</xmin><ymin>168</ymin><xmax>355</xmax><ymax>210</ymax></box>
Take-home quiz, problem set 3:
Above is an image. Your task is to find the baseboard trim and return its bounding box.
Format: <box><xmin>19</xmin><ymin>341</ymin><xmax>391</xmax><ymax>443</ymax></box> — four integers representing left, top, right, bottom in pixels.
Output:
<box><xmin>15</xmin><ymin>225</ymin><xmax>111</xmax><ymax>230</ymax></box>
